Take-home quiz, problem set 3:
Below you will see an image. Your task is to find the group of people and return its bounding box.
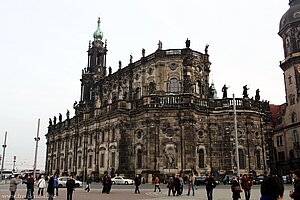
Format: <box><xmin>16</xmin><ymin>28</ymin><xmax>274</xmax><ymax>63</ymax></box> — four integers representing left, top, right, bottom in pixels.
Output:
<box><xmin>8</xmin><ymin>169</ymin><xmax>300</xmax><ymax>200</ymax></box>
<box><xmin>8</xmin><ymin>173</ymin><xmax>76</xmax><ymax>200</ymax></box>
<box><xmin>164</xmin><ymin>172</ymin><xmax>217</xmax><ymax>198</ymax></box>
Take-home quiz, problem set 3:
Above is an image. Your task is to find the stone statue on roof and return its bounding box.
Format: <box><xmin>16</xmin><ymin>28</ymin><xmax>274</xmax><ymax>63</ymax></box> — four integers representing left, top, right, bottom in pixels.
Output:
<box><xmin>243</xmin><ymin>85</ymin><xmax>249</xmax><ymax>98</ymax></box>
<box><xmin>49</xmin><ymin>118</ymin><xmax>52</xmax><ymax>126</ymax></box>
<box><xmin>222</xmin><ymin>84</ymin><xmax>229</xmax><ymax>98</ymax></box>
<box><xmin>158</xmin><ymin>40</ymin><xmax>162</xmax><ymax>50</ymax></box>
<box><xmin>255</xmin><ymin>89</ymin><xmax>260</xmax><ymax>101</ymax></box>
<box><xmin>142</xmin><ymin>48</ymin><xmax>145</xmax><ymax>57</ymax></box>
<box><xmin>205</xmin><ymin>44</ymin><xmax>209</xmax><ymax>54</ymax></box>
<box><xmin>186</xmin><ymin>38</ymin><xmax>190</xmax><ymax>48</ymax></box>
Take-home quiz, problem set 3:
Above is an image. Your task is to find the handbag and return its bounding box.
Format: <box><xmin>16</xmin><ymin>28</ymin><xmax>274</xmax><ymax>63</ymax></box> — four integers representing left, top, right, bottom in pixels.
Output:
<box><xmin>234</xmin><ymin>186</ymin><xmax>243</xmax><ymax>192</ymax></box>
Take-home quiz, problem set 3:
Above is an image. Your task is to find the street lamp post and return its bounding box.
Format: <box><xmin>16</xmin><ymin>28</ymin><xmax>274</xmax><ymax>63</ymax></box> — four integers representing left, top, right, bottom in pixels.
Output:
<box><xmin>0</xmin><ymin>131</ymin><xmax>7</xmax><ymax>181</ymax></box>
<box><xmin>13</xmin><ymin>156</ymin><xmax>16</xmax><ymax>172</ymax></box>
<box><xmin>33</xmin><ymin>119</ymin><xmax>41</xmax><ymax>179</ymax></box>
<box><xmin>246</xmin><ymin>121</ymin><xmax>252</xmax><ymax>173</ymax></box>
<box><xmin>179</xmin><ymin>113</ymin><xmax>184</xmax><ymax>173</ymax></box>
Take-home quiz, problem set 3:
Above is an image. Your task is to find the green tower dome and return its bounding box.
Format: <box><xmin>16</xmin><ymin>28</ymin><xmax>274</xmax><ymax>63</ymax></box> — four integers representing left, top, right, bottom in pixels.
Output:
<box><xmin>93</xmin><ymin>17</ymin><xmax>103</xmax><ymax>40</ymax></box>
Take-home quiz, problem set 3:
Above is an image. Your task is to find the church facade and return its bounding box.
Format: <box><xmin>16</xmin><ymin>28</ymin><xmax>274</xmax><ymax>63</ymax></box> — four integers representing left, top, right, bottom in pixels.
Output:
<box><xmin>45</xmin><ymin>18</ymin><xmax>273</xmax><ymax>180</ymax></box>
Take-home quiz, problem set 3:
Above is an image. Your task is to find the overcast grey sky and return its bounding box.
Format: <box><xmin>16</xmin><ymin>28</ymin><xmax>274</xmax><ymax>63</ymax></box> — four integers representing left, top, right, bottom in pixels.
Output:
<box><xmin>0</xmin><ymin>0</ymin><xmax>288</xmax><ymax>170</ymax></box>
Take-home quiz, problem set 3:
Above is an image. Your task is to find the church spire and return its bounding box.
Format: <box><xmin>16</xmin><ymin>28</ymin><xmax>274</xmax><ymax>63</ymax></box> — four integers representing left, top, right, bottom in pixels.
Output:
<box><xmin>93</xmin><ymin>17</ymin><xmax>103</xmax><ymax>40</ymax></box>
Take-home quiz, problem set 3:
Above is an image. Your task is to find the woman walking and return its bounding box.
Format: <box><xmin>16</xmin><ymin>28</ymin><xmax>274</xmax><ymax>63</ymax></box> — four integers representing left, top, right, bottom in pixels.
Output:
<box><xmin>231</xmin><ymin>176</ymin><xmax>242</xmax><ymax>200</ymax></box>
<box><xmin>37</xmin><ymin>175</ymin><xmax>46</xmax><ymax>196</ymax></box>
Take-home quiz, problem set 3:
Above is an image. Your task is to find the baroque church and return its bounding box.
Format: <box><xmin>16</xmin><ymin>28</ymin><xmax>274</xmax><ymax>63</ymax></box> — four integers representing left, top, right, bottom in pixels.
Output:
<box><xmin>271</xmin><ymin>0</ymin><xmax>300</xmax><ymax>175</ymax></box>
<box><xmin>45</xmin><ymin>17</ymin><xmax>273</xmax><ymax>181</ymax></box>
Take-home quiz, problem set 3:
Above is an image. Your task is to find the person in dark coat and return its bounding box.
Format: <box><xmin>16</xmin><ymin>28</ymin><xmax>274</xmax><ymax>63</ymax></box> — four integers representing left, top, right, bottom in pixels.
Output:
<box><xmin>241</xmin><ymin>174</ymin><xmax>253</xmax><ymax>200</ymax></box>
<box><xmin>231</xmin><ymin>176</ymin><xmax>242</xmax><ymax>200</ymax></box>
<box><xmin>85</xmin><ymin>175</ymin><xmax>92</xmax><ymax>192</ymax></box>
<box><xmin>290</xmin><ymin>169</ymin><xmax>300</xmax><ymax>200</ymax></box>
<box><xmin>205</xmin><ymin>172</ymin><xmax>217</xmax><ymax>200</ymax></box>
<box><xmin>174</xmin><ymin>175</ymin><xmax>181</xmax><ymax>196</ymax></box>
<box><xmin>102</xmin><ymin>174</ymin><xmax>108</xmax><ymax>193</ymax></box>
<box><xmin>167</xmin><ymin>177</ymin><xmax>175</xmax><ymax>196</ymax></box>
<box><xmin>47</xmin><ymin>174</ymin><xmax>54</xmax><ymax>200</ymax></box>
<box><xmin>23</xmin><ymin>174</ymin><xmax>34</xmax><ymax>200</ymax></box>
<box><xmin>66</xmin><ymin>176</ymin><xmax>76</xmax><ymax>200</ymax></box>
<box><xmin>106</xmin><ymin>176</ymin><xmax>112</xmax><ymax>194</ymax></box>
<box><xmin>260</xmin><ymin>176</ymin><xmax>284</xmax><ymax>200</ymax></box>
<box><xmin>134</xmin><ymin>174</ymin><xmax>141</xmax><ymax>194</ymax></box>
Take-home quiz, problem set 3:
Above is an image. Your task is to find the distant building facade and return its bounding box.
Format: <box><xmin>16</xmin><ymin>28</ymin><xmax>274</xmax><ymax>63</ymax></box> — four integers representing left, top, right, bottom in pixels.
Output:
<box><xmin>45</xmin><ymin>18</ymin><xmax>272</xmax><ymax>180</ymax></box>
<box><xmin>271</xmin><ymin>0</ymin><xmax>300</xmax><ymax>175</ymax></box>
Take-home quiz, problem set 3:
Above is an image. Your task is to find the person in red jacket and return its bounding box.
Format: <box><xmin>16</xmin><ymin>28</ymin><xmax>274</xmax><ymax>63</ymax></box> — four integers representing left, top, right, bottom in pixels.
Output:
<box><xmin>241</xmin><ymin>174</ymin><xmax>253</xmax><ymax>200</ymax></box>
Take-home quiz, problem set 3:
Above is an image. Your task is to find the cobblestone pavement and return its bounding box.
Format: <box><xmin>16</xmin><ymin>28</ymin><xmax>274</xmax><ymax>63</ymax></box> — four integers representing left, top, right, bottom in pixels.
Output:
<box><xmin>0</xmin><ymin>185</ymin><xmax>294</xmax><ymax>200</ymax></box>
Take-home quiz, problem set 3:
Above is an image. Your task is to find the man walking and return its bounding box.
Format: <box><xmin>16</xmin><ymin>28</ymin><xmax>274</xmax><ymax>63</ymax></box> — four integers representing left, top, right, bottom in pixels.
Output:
<box><xmin>187</xmin><ymin>174</ymin><xmax>195</xmax><ymax>196</ymax></box>
<box><xmin>66</xmin><ymin>175</ymin><xmax>76</xmax><ymax>200</ymax></box>
<box><xmin>134</xmin><ymin>174</ymin><xmax>141</xmax><ymax>194</ymax></box>
<box><xmin>85</xmin><ymin>175</ymin><xmax>92</xmax><ymax>192</ymax></box>
<box><xmin>205</xmin><ymin>172</ymin><xmax>217</xmax><ymax>200</ymax></box>
<box><xmin>47</xmin><ymin>174</ymin><xmax>54</xmax><ymax>200</ymax></box>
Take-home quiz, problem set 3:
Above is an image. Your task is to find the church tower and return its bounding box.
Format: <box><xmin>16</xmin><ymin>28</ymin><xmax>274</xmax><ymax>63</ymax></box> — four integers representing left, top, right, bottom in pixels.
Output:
<box><xmin>80</xmin><ymin>17</ymin><xmax>107</xmax><ymax>104</ymax></box>
<box><xmin>277</xmin><ymin>0</ymin><xmax>300</xmax><ymax>170</ymax></box>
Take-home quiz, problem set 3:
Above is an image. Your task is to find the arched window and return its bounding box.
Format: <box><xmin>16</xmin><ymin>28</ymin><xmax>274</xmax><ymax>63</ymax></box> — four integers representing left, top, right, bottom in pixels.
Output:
<box><xmin>100</xmin><ymin>153</ymin><xmax>104</xmax><ymax>167</ymax></box>
<box><xmin>255</xmin><ymin>150</ymin><xmax>261</xmax><ymax>169</ymax></box>
<box><xmin>137</xmin><ymin>149</ymin><xmax>142</xmax><ymax>169</ymax></box>
<box><xmin>197</xmin><ymin>80</ymin><xmax>202</xmax><ymax>94</ymax></box>
<box><xmin>111</xmin><ymin>152</ymin><xmax>116</xmax><ymax>167</ymax></box>
<box><xmin>112</xmin><ymin>127</ymin><xmax>116</xmax><ymax>141</ymax></box>
<box><xmin>169</xmin><ymin>78</ymin><xmax>179</xmax><ymax>93</ymax></box>
<box><xmin>112</xmin><ymin>92</ymin><xmax>117</xmax><ymax>103</ymax></box>
<box><xmin>239</xmin><ymin>149</ymin><xmax>246</xmax><ymax>169</ymax></box>
<box><xmin>199</xmin><ymin>149</ymin><xmax>205</xmax><ymax>168</ymax></box>
<box><xmin>135</xmin><ymin>87</ymin><xmax>141</xmax><ymax>100</ymax></box>
<box><xmin>101</xmin><ymin>132</ymin><xmax>105</xmax><ymax>143</ymax></box>
<box><xmin>149</xmin><ymin>82</ymin><xmax>156</xmax><ymax>94</ymax></box>
<box><xmin>292</xmin><ymin>112</ymin><xmax>297</xmax><ymax>123</ymax></box>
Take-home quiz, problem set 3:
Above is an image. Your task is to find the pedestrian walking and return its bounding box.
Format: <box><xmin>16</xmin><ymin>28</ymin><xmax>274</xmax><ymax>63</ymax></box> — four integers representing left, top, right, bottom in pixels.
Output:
<box><xmin>66</xmin><ymin>175</ymin><xmax>76</xmax><ymax>200</ymax></box>
<box><xmin>85</xmin><ymin>175</ymin><xmax>92</xmax><ymax>192</ymax></box>
<box><xmin>205</xmin><ymin>172</ymin><xmax>217</xmax><ymax>200</ymax></box>
<box><xmin>231</xmin><ymin>175</ymin><xmax>242</xmax><ymax>200</ymax></box>
<box><xmin>241</xmin><ymin>174</ymin><xmax>252</xmax><ymax>200</ymax></box>
<box><xmin>53</xmin><ymin>174</ymin><xmax>59</xmax><ymax>196</ymax></box>
<box><xmin>290</xmin><ymin>169</ymin><xmax>300</xmax><ymax>200</ymax></box>
<box><xmin>167</xmin><ymin>177</ymin><xmax>175</xmax><ymax>196</ymax></box>
<box><xmin>174</xmin><ymin>174</ymin><xmax>181</xmax><ymax>196</ymax></box>
<box><xmin>106</xmin><ymin>176</ymin><xmax>112</xmax><ymax>194</ymax></box>
<box><xmin>37</xmin><ymin>175</ymin><xmax>46</xmax><ymax>196</ymax></box>
<box><xmin>261</xmin><ymin>176</ymin><xmax>284</xmax><ymax>200</ymax></box>
<box><xmin>102</xmin><ymin>174</ymin><xmax>108</xmax><ymax>193</ymax></box>
<box><xmin>179</xmin><ymin>175</ymin><xmax>184</xmax><ymax>195</ymax></box>
<box><xmin>187</xmin><ymin>174</ymin><xmax>195</xmax><ymax>196</ymax></box>
<box><xmin>153</xmin><ymin>176</ymin><xmax>161</xmax><ymax>192</ymax></box>
<box><xmin>9</xmin><ymin>175</ymin><xmax>22</xmax><ymax>200</ymax></box>
<box><xmin>134</xmin><ymin>174</ymin><xmax>141</xmax><ymax>194</ymax></box>
<box><xmin>47</xmin><ymin>174</ymin><xmax>54</xmax><ymax>200</ymax></box>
